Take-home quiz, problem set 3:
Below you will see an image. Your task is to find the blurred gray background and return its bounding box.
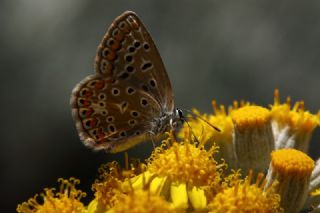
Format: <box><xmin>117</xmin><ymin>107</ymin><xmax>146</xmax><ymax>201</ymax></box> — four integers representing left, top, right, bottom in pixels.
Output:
<box><xmin>2</xmin><ymin>0</ymin><xmax>320</xmax><ymax>211</ymax></box>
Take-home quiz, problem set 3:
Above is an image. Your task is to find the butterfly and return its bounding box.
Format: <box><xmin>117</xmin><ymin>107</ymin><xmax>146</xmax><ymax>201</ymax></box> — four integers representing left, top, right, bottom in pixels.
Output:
<box><xmin>70</xmin><ymin>11</ymin><xmax>184</xmax><ymax>153</ymax></box>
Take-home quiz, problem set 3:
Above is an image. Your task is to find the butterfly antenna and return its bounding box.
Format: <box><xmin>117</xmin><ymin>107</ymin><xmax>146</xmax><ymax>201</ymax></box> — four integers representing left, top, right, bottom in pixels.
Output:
<box><xmin>181</xmin><ymin>117</ymin><xmax>200</xmax><ymax>144</ymax></box>
<box><xmin>182</xmin><ymin>108</ymin><xmax>221</xmax><ymax>132</ymax></box>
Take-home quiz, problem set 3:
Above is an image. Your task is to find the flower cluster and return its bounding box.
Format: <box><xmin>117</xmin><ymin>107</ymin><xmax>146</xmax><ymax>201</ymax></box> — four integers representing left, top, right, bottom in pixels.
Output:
<box><xmin>17</xmin><ymin>90</ymin><xmax>320</xmax><ymax>212</ymax></box>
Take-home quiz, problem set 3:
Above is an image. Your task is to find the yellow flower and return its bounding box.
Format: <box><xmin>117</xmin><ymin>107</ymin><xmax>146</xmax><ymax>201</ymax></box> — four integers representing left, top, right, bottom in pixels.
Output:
<box><xmin>178</xmin><ymin>89</ymin><xmax>320</xmax><ymax>174</ymax></box>
<box><xmin>266</xmin><ymin>148</ymin><xmax>314</xmax><ymax>213</ymax></box>
<box><xmin>89</xmin><ymin>159</ymin><xmax>176</xmax><ymax>213</ymax></box>
<box><xmin>136</xmin><ymin>131</ymin><xmax>226</xmax><ymax>211</ymax></box>
<box><xmin>148</xmin><ymin>132</ymin><xmax>221</xmax><ymax>187</ymax></box>
<box><xmin>90</xmin><ymin>162</ymin><xmax>123</xmax><ymax>209</ymax></box>
<box><xmin>107</xmin><ymin>189</ymin><xmax>174</xmax><ymax>213</ymax></box>
<box><xmin>179</xmin><ymin>101</ymin><xmax>275</xmax><ymax>173</ymax></box>
<box><xmin>17</xmin><ymin>178</ymin><xmax>86</xmax><ymax>213</ymax></box>
<box><xmin>89</xmin><ymin>160</ymin><xmax>142</xmax><ymax>213</ymax></box>
<box><xmin>208</xmin><ymin>171</ymin><xmax>282</xmax><ymax>213</ymax></box>
<box><xmin>271</xmin><ymin>89</ymin><xmax>320</xmax><ymax>151</ymax></box>
<box><xmin>17</xmin><ymin>89</ymin><xmax>320</xmax><ymax>213</ymax></box>
<box><xmin>178</xmin><ymin>102</ymin><xmax>235</xmax><ymax>169</ymax></box>
<box><xmin>231</xmin><ymin>105</ymin><xmax>275</xmax><ymax>174</ymax></box>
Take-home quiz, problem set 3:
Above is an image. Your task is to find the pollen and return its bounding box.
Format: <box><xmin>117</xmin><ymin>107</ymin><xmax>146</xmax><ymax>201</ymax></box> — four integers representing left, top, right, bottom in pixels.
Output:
<box><xmin>111</xmin><ymin>189</ymin><xmax>174</xmax><ymax>213</ymax></box>
<box><xmin>231</xmin><ymin>105</ymin><xmax>271</xmax><ymax>132</ymax></box>
<box><xmin>208</xmin><ymin>171</ymin><xmax>282</xmax><ymax>213</ymax></box>
<box><xmin>271</xmin><ymin>89</ymin><xmax>319</xmax><ymax>134</ymax></box>
<box><xmin>91</xmin><ymin>161</ymin><xmax>127</xmax><ymax>209</ymax></box>
<box><xmin>16</xmin><ymin>178</ymin><xmax>86</xmax><ymax>213</ymax></box>
<box><xmin>271</xmin><ymin>148</ymin><xmax>314</xmax><ymax>177</ymax></box>
<box><xmin>147</xmin><ymin>133</ymin><xmax>222</xmax><ymax>188</ymax></box>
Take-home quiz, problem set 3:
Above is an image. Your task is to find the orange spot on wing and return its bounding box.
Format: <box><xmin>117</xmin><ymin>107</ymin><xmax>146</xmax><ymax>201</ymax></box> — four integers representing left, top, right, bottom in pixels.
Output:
<box><xmin>83</xmin><ymin>100</ymin><xmax>90</xmax><ymax>107</ymax></box>
<box><xmin>114</xmin><ymin>31</ymin><xmax>124</xmax><ymax>41</ymax></box>
<box><xmin>90</xmin><ymin>118</ymin><xmax>98</xmax><ymax>128</ymax></box>
<box><xmin>130</xmin><ymin>20</ymin><xmax>139</xmax><ymax>29</ymax></box>
<box><xmin>85</xmin><ymin>91</ymin><xmax>93</xmax><ymax>97</ymax></box>
<box><xmin>106</xmin><ymin>51</ymin><xmax>116</xmax><ymax>61</ymax></box>
<box><xmin>110</xmin><ymin>40</ymin><xmax>121</xmax><ymax>51</ymax></box>
<box><xmin>86</xmin><ymin>108</ymin><xmax>94</xmax><ymax>117</ymax></box>
<box><xmin>95</xmin><ymin>81</ymin><xmax>105</xmax><ymax>89</ymax></box>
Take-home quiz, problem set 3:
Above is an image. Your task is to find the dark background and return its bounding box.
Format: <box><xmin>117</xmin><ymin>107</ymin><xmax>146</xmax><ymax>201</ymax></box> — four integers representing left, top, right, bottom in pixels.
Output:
<box><xmin>2</xmin><ymin>1</ymin><xmax>320</xmax><ymax>212</ymax></box>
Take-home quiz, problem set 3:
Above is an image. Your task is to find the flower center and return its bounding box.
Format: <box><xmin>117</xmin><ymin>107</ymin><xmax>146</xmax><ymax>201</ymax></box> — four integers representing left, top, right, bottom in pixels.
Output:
<box><xmin>271</xmin><ymin>148</ymin><xmax>314</xmax><ymax>177</ymax></box>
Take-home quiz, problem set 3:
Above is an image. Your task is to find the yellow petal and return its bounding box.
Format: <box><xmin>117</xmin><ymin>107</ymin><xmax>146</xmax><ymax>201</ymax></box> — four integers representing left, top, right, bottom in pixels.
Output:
<box><xmin>130</xmin><ymin>171</ymin><xmax>170</xmax><ymax>198</ymax></box>
<box><xmin>170</xmin><ymin>182</ymin><xmax>188</xmax><ymax>210</ymax></box>
<box><xmin>131</xmin><ymin>171</ymin><xmax>153</xmax><ymax>190</ymax></box>
<box><xmin>150</xmin><ymin>176</ymin><xmax>170</xmax><ymax>196</ymax></box>
<box><xmin>87</xmin><ymin>199</ymin><xmax>107</xmax><ymax>213</ymax></box>
<box><xmin>187</xmin><ymin>185</ymin><xmax>207</xmax><ymax>210</ymax></box>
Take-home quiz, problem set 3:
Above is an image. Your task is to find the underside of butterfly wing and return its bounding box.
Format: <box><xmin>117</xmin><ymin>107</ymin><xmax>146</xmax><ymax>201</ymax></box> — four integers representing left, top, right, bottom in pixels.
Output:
<box><xmin>71</xmin><ymin>11</ymin><xmax>176</xmax><ymax>152</ymax></box>
<box><xmin>70</xmin><ymin>74</ymin><xmax>163</xmax><ymax>152</ymax></box>
<box><xmin>95</xmin><ymin>11</ymin><xmax>174</xmax><ymax>112</ymax></box>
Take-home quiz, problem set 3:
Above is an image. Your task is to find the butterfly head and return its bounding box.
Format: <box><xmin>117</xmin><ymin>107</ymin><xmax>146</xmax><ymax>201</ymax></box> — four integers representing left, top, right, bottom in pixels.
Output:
<box><xmin>170</xmin><ymin>108</ymin><xmax>184</xmax><ymax>129</ymax></box>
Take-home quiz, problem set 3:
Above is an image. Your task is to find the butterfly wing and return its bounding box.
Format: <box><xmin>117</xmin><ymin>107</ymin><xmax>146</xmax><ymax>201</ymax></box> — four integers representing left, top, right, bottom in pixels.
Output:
<box><xmin>95</xmin><ymin>11</ymin><xmax>174</xmax><ymax>111</ymax></box>
<box><xmin>71</xmin><ymin>11</ymin><xmax>174</xmax><ymax>152</ymax></box>
<box><xmin>71</xmin><ymin>74</ymin><xmax>162</xmax><ymax>152</ymax></box>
